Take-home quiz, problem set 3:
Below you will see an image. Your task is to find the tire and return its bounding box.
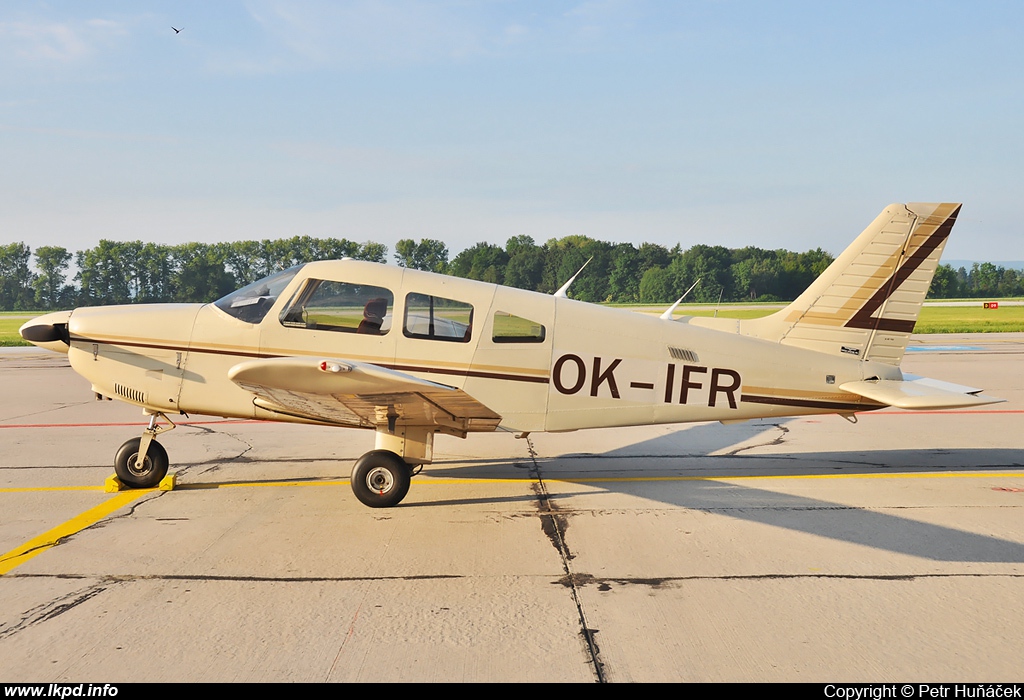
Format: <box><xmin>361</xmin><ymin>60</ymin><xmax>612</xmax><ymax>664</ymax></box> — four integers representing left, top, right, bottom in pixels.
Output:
<box><xmin>350</xmin><ymin>450</ymin><xmax>411</xmax><ymax>508</ymax></box>
<box><xmin>114</xmin><ymin>437</ymin><xmax>169</xmax><ymax>489</ymax></box>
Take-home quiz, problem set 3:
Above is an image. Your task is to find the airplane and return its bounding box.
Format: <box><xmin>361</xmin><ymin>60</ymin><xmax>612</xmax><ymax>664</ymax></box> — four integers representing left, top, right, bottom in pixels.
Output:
<box><xmin>19</xmin><ymin>202</ymin><xmax>1003</xmax><ymax>508</ymax></box>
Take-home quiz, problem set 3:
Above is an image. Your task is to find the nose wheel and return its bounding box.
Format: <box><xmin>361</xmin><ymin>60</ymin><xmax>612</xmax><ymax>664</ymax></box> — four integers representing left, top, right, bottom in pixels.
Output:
<box><xmin>113</xmin><ymin>412</ymin><xmax>175</xmax><ymax>489</ymax></box>
<box><xmin>350</xmin><ymin>450</ymin><xmax>412</xmax><ymax>508</ymax></box>
<box><xmin>114</xmin><ymin>437</ymin><xmax>169</xmax><ymax>488</ymax></box>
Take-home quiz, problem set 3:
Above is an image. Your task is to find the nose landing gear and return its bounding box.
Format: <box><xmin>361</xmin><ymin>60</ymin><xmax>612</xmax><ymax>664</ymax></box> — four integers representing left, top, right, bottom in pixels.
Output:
<box><xmin>113</xmin><ymin>412</ymin><xmax>176</xmax><ymax>488</ymax></box>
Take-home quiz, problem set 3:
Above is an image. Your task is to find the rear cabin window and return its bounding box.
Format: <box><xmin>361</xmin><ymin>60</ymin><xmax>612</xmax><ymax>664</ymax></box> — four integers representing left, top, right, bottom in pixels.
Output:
<box><xmin>403</xmin><ymin>293</ymin><xmax>473</xmax><ymax>342</ymax></box>
<box><xmin>492</xmin><ymin>311</ymin><xmax>546</xmax><ymax>343</ymax></box>
<box><xmin>280</xmin><ymin>280</ymin><xmax>394</xmax><ymax>335</ymax></box>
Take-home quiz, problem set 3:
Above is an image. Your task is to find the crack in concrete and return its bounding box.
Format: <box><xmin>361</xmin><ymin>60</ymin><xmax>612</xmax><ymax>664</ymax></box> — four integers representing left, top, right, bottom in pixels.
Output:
<box><xmin>511</xmin><ymin>504</ymin><xmax>1024</xmax><ymax>520</ymax></box>
<box><xmin>0</xmin><ymin>580</ymin><xmax>111</xmax><ymax>641</ymax></box>
<box><xmin>70</xmin><ymin>490</ymin><xmax>164</xmax><ymax>527</ymax></box>
<box><xmin>527</xmin><ymin>434</ymin><xmax>606</xmax><ymax>684</ymax></box>
<box><xmin>8</xmin><ymin>572</ymin><xmax>463</xmax><ymax>583</ymax></box>
<box><xmin>0</xmin><ymin>399</ymin><xmax>95</xmax><ymax>425</ymax></box>
<box><xmin>584</xmin><ymin>571</ymin><xmax>1024</xmax><ymax>589</ymax></box>
<box><xmin>721</xmin><ymin>422</ymin><xmax>790</xmax><ymax>456</ymax></box>
<box><xmin>10</xmin><ymin>570</ymin><xmax>1022</xmax><ymax>588</ymax></box>
<box><xmin>163</xmin><ymin>424</ymin><xmax>257</xmax><ymax>480</ymax></box>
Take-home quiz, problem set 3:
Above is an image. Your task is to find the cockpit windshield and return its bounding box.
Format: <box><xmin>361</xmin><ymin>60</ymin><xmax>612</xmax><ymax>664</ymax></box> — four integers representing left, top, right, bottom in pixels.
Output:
<box><xmin>213</xmin><ymin>265</ymin><xmax>304</xmax><ymax>324</ymax></box>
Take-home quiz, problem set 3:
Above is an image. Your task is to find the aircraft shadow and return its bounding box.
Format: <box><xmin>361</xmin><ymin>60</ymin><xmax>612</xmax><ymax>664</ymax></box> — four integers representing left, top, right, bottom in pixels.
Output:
<box><xmin>423</xmin><ymin>419</ymin><xmax>1024</xmax><ymax>563</ymax></box>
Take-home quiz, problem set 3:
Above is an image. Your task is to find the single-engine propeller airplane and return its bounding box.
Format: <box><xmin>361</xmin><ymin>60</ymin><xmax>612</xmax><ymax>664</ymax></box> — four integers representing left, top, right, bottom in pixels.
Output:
<box><xmin>20</xmin><ymin>203</ymin><xmax>1003</xmax><ymax>507</ymax></box>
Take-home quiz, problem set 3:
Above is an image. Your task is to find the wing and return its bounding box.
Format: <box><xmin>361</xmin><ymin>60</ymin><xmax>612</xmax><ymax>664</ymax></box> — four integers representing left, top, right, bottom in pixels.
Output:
<box><xmin>840</xmin><ymin>375</ymin><xmax>1004</xmax><ymax>410</ymax></box>
<box><xmin>228</xmin><ymin>357</ymin><xmax>502</xmax><ymax>437</ymax></box>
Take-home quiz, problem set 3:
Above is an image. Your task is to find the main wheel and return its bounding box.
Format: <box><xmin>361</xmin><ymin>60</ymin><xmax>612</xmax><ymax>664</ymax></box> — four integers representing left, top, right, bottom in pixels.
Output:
<box><xmin>114</xmin><ymin>437</ymin><xmax>169</xmax><ymax>489</ymax></box>
<box><xmin>350</xmin><ymin>450</ymin><xmax>411</xmax><ymax>508</ymax></box>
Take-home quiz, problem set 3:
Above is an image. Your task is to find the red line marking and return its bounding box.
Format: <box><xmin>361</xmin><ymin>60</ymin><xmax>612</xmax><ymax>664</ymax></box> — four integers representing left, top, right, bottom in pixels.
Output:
<box><xmin>854</xmin><ymin>409</ymin><xmax>1024</xmax><ymax>416</ymax></box>
<box><xmin>1</xmin><ymin>410</ymin><xmax>1020</xmax><ymax>430</ymax></box>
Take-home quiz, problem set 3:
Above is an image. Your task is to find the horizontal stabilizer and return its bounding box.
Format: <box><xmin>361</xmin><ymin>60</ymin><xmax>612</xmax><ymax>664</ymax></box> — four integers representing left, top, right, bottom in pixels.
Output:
<box><xmin>840</xmin><ymin>376</ymin><xmax>1004</xmax><ymax>410</ymax></box>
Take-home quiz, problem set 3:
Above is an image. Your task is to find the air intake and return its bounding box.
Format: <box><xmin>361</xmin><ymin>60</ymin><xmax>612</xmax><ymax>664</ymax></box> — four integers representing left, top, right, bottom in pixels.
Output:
<box><xmin>114</xmin><ymin>383</ymin><xmax>146</xmax><ymax>404</ymax></box>
<box><xmin>668</xmin><ymin>347</ymin><xmax>700</xmax><ymax>363</ymax></box>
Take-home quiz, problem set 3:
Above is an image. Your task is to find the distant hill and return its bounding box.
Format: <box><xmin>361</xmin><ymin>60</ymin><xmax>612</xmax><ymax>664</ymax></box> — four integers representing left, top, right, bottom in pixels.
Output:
<box><xmin>943</xmin><ymin>260</ymin><xmax>1024</xmax><ymax>271</ymax></box>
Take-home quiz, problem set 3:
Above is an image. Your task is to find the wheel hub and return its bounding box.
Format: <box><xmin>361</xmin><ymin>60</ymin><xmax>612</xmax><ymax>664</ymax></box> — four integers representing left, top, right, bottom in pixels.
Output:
<box><xmin>128</xmin><ymin>454</ymin><xmax>151</xmax><ymax>477</ymax></box>
<box><xmin>366</xmin><ymin>466</ymin><xmax>394</xmax><ymax>494</ymax></box>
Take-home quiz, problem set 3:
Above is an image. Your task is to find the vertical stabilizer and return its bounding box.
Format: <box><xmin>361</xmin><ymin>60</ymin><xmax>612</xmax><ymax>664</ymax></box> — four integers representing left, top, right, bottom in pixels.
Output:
<box><xmin>710</xmin><ymin>202</ymin><xmax>960</xmax><ymax>365</ymax></box>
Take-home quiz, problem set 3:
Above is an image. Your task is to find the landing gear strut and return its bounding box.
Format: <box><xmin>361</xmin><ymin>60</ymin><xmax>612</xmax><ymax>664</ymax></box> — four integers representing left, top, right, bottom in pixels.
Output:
<box><xmin>113</xmin><ymin>412</ymin><xmax>176</xmax><ymax>488</ymax></box>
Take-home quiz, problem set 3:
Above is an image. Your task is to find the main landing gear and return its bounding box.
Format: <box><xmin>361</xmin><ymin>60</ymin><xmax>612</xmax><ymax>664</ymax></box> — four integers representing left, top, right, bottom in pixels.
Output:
<box><xmin>350</xmin><ymin>426</ymin><xmax>433</xmax><ymax>508</ymax></box>
<box><xmin>110</xmin><ymin>413</ymin><xmax>432</xmax><ymax>507</ymax></box>
<box><xmin>113</xmin><ymin>412</ymin><xmax>176</xmax><ymax>488</ymax></box>
<box><xmin>350</xmin><ymin>450</ymin><xmax>411</xmax><ymax>508</ymax></box>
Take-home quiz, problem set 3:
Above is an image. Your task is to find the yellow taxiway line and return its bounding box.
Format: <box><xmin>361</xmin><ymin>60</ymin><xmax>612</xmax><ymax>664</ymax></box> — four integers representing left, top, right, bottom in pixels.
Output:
<box><xmin>0</xmin><ymin>490</ymin><xmax>150</xmax><ymax>575</ymax></box>
<box><xmin>3</xmin><ymin>469</ymin><xmax>1023</xmax><ymax>495</ymax></box>
<box><xmin>3</xmin><ymin>469</ymin><xmax>1020</xmax><ymax>576</ymax></box>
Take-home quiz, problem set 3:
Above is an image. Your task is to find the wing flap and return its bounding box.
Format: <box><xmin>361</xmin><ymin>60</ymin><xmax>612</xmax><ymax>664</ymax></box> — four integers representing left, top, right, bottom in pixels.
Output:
<box><xmin>229</xmin><ymin>357</ymin><xmax>501</xmax><ymax>435</ymax></box>
<box><xmin>840</xmin><ymin>376</ymin><xmax>1004</xmax><ymax>410</ymax></box>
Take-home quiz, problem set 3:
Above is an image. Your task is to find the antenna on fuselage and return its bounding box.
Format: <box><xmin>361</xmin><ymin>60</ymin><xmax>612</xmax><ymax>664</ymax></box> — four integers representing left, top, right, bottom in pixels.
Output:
<box><xmin>659</xmin><ymin>278</ymin><xmax>701</xmax><ymax>320</ymax></box>
<box><xmin>553</xmin><ymin>257</ymin><xmax>592</xmax><ymax>299</ymax></box>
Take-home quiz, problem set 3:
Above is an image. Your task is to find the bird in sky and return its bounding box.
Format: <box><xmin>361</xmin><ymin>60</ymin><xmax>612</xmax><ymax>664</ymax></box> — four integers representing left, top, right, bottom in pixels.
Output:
<box><xmin>171</xmin><ymin>26</ymin><xmax>182</xmax><ymax>34</ymax></box>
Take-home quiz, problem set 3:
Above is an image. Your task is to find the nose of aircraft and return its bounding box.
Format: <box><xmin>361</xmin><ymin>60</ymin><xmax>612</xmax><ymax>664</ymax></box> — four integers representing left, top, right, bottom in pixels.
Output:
<box><xmin>19</xmin><ymin>310</ymin><xmax>73</xmax><ymax>353</ymax></box>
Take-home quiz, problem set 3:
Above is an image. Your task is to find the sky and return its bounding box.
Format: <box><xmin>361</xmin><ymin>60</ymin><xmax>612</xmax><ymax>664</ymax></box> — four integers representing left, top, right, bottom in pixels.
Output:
<box><xmin>1</xmin><ymin>0</ymin><xmax>1023</xmax><ymax>265</ymax></box>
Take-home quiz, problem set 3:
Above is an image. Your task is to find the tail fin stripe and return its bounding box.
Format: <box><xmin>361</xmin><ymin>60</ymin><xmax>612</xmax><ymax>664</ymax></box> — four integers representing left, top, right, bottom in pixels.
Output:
<box><xmin>845</xmin><ymin>204</ymin><xmax>959</xmax><ymax>333</ymax></box>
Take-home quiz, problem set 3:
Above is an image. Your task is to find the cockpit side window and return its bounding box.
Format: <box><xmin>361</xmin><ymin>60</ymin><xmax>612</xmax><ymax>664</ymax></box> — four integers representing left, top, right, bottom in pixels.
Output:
<box><xmin>214</xmin><ymin>265</ymin><xmax>304</xmax><ymax>324</ymax></box>
<box><xmin>280</xmin><ymin>280</ymin><xmax>394</xmax><ymax>335</ymax></box>
<box><xmin>403</xmin><ymin>292</ymin><xmax>473</xmax><ymax>342</ymax></box>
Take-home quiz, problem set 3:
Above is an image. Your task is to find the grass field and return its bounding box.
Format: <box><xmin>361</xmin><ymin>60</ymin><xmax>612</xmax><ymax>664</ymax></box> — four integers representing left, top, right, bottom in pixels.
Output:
<box><xmin>0</xmin><ymin>316</ymin><xmax>32</xmax><ymax>346</ymax></box>
<box><xmin>2</xmin><ymin>304</ymin><xmax>1022</xmax><ymax>347</ymax></box>
<box><xmin>650</xmin><ymin>305</ymin><xmax>1024</xmax><ymax>332</ymax></box>
<box><xmin>913</xmin><ymin>306</ymin><xmax>1024</xmax><ymax>333</ymax></box>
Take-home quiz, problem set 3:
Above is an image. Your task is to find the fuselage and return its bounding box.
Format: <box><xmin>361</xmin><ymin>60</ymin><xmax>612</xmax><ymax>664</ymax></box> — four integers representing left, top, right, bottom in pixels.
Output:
<box><xmin>27</xmin><ymin>259</ymin><xmax>898</xmax><ymax>434</ymax></box>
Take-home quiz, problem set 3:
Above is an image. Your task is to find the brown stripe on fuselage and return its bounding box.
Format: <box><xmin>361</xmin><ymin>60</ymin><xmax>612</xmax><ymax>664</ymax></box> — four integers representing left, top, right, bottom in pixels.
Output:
<box><xmin>70</xmin><ymin>335</ymin><xmax>266</xmax><ymax>359</ymax></box>
<box><xmin>741</xmin><ymin>393</ymin><xmax>883</xmax><ymax>412</ymax></box>
<box><xmin>69</xmin><ymin>334</ymin><xmax>551</xmax><ymax>385</ymax></box>
<box><xmin>388</xmin><ymin>363</ymin><xmax>549</xmax><ymax>384</ymax></box>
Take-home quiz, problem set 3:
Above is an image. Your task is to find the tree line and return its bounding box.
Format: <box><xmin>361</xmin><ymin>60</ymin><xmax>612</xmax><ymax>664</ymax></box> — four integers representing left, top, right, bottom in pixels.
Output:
<box><xmin>1</xmin><ymin>236</ymin><xmax>1020</xmax><ymax>311</ymax></box>
<box><xmin>0</xmin><ymin>238</ymin><xmax>386</xmax><ymax>311</ymax></box>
